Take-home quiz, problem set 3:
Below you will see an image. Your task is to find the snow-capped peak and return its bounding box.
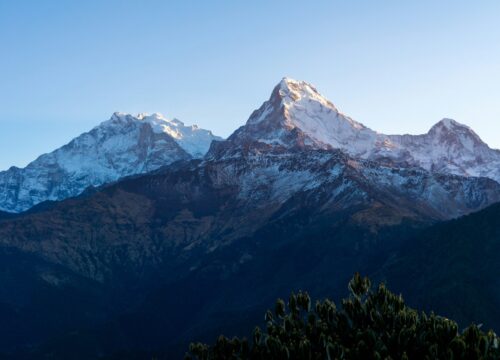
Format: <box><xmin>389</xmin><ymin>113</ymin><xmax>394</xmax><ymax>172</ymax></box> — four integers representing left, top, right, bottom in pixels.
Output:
<box><xmin>0</xmin><ymin>111</ymin><xmax>222</xmax><ymax>213</ymax></box>
<box><xmin>277</xmin><ymin>77</ymin><xmax>338</xmax><ymax>110</ymax></box>
<box><xmin>425</xmin><ymin>118</ymin><xmax>487</xmax><ymax>152</ymax></box>
<box><xmin>227</xmin><ymin>77</ymin><xmax>377</xmax><ymax>153</ymax></box>
<box><xmin>433</xmin><ymin>118</ymin><xmax>462</xmax><ymax>129</ymax></box>
<box><xmin>103</xmin><ymin>112</ymin><xmax>221</xmax><ymax>157</ymax></box>
<box><xmin>138</xmin><ymin>113</ymin><xmax>187</xmax><ymax>139</ymax></box>
<box><xmin>218</xmin><ymin>77</ymin><xmax>500</xmax><ymax>183</ymax></box>
<box><xmin>429</xmin><ymin>118</ymin><xmax>474</xmax><ymax>135</ymax></box>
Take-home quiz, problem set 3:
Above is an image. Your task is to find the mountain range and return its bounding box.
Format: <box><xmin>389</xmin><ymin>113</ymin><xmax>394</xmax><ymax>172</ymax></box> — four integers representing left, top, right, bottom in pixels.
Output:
<box><xmin>213</xmin><ymin>78</ymin><xmax>500</xmax><ymax>182</ymax></box>
<box><xmin>0</xmin><ymin>113</ymin><xmax>220</xmax><ymax>213</ymax></box>
<box><xmin>0</xmin><ymin>78</ymin><xmax>499</xmax><ymax>358</ymax></box>
<box><xmin>3</xmin><ymin>78</ymin><xmax>500</xmax><ymax>215</ymax></box>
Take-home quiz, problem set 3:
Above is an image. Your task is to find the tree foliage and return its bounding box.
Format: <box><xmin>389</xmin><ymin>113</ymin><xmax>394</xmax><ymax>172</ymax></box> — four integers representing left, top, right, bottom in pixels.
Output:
<box><xmin>186</xmin><ymin>273</ymin><xmax>500</xmax><ymax>360</ymax></box>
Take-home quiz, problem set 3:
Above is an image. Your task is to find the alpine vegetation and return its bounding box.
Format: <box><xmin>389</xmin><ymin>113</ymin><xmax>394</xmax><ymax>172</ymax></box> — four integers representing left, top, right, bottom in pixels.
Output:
<box><xmin>186</xmin><ymin>274</ymin><xmax>500</xmax><ymax>360</ymax></box>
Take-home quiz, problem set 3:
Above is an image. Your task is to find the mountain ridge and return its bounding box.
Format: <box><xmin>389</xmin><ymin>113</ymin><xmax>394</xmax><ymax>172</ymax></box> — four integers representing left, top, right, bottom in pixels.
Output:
<box><xmin>211</xmin><ymin>77</ymin><xmax>500</xmax><ymax>183</ymax></box>
<box><xmin>0</xmin><ymin>112</ymin><xmax>221</xmax><ymax>213</ymax></box>
<box><xmin>2</xmin><ymin>77</ymin><xmax>500</xmax><ymax>213</ymax></box>
<box><xmin>1</xmin><ymin>146</ymin><xmax>499</xmax><ymax>282</ymax></box>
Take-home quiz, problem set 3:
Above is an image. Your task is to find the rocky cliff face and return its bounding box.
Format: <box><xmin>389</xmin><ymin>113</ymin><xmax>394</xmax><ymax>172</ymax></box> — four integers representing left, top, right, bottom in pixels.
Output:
<box><xmin>0</xmin><ymin>112</ymin><xmax>221</xmax><ymax>213</ymax></box>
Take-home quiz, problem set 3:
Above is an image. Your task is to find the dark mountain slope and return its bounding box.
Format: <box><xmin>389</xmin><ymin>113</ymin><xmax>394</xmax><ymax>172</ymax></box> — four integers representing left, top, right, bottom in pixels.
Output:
<box><xmin>0</xmin><ymin>247</ymin><xmax>107</xmax><ymax>353</ymax></box>
<box><xmin>378</xmin><ymin>201</ymin><xmax>500</xmax><ymax>330</ymax></box>
<box><xmin>0</xmin><ymin>211</ymin><xmax>15</xmax><ymax>220</ymax></box>
<box><xmin>8</xmin><ymin>189</ymin><xmax>421</xmax><ymax>359</ymax></box>
<box><xmin>21</xmin><ymin>196</ymin><xmax>500</xmax><ymax>359</ymax></box>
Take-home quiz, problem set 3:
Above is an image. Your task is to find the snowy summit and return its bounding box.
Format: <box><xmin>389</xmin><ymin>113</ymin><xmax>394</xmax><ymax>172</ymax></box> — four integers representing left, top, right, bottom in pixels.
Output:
<box><xmin>222</xmin><ymin>77</ymin><xmax>500</xmax><ymax>182</ymax></box>
<box><xmin>0</xmin><ymin>112</ymin><xmax>221</xmax><ymax>213</ymax></box>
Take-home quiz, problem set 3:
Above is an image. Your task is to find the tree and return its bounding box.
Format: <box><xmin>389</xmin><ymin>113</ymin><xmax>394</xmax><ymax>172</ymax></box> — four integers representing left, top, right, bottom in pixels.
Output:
<box><xmin>185</xmin><ymin>273</ymin><xmax>500</xmax><ymax>360</ymax></box>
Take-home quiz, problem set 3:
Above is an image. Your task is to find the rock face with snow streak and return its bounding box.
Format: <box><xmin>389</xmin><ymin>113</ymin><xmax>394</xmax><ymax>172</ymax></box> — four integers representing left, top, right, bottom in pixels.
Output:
<box><xmin>0</xmin><ymin>112</ymin><xmax>221</xmax><ymax>213</ymax></box>
<box><xmin>211</xmin><ymin>77</ymin><xmax>500</xmax><ymax>182</ymax></box>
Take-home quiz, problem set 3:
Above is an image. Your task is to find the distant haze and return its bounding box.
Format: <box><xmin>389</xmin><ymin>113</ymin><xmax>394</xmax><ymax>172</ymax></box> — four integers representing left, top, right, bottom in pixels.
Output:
<box><xmin>1</xmin><ymin>0</ymin><xmax>500</xmax><ymax>170</ymax></box>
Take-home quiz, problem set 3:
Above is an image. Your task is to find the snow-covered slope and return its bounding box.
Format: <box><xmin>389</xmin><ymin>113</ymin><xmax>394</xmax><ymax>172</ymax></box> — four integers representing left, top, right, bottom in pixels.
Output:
<box><xmin>386</xmin><ymin>119</ymin><xmax>500</xmax><ymax>180</ymax></box>
<box><xmin>0</xmin><ymin>112</ymin><xmax>221</xmax><ymax>213</ymax></box>
<box><xmin>136</xmin><ymin>112</ymin><xmax>221</xmax><ymax>157</ymax></box>
<box><xmin>216</xmin><ymin>78</ymin><xmax>379</xmax><ymax>153</ymax></box>
<box><xmin>214</xmin><ymin>77</ymin><xmax>500</xmax><ymax>183</ymax></box>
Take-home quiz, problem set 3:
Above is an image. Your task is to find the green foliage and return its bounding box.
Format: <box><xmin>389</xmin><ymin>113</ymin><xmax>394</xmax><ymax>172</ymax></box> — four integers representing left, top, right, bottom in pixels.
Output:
<box><xmin>185</xmin><ymin>273</ymin><xmax>500</xmax><ymax>360</ymax></box>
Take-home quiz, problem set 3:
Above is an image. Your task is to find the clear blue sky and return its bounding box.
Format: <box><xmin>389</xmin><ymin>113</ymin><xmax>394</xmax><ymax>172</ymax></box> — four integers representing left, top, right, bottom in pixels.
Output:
<box><xmin>1</xmin><ymin>0</ymin><xmax>500</xmax><ymax>170</ymax></box>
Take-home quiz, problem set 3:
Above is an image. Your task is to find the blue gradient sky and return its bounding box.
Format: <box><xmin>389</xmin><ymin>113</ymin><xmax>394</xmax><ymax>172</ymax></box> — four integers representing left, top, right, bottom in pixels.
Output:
<box><xmin>1</xmin><ymin>1</ymin><xmax>500</xmax><ymax>170</ymax></box>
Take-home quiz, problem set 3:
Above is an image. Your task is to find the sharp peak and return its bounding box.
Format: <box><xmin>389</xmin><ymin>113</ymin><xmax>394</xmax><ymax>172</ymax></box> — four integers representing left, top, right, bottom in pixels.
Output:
<box><xmin>429</xmin><ymin>118</ymin><xmax>474</xmax><ymax>133</ymax></box>
<box><xmin>277</xmin><ymin>77</ymin><xmax>319</xmax><ymax>93</ymax></box>
<box><xmin>428</xmin><ymin>118</ymin><xmax>488</xmax><ymax>145</ymax></box>
<box><xmin>279</xmin><ymin>76</ymin><xmax>304</xmax><ymax>86</ymax></box>
<box><xmin>434</xmin><ymin>118</ymin><xmax>465</xmax><ymax>128</ymax></box>
<box><xmin>271</xmin><ymin>77</ymin><xmax>337</xmax><ymax>110</ymax></box>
